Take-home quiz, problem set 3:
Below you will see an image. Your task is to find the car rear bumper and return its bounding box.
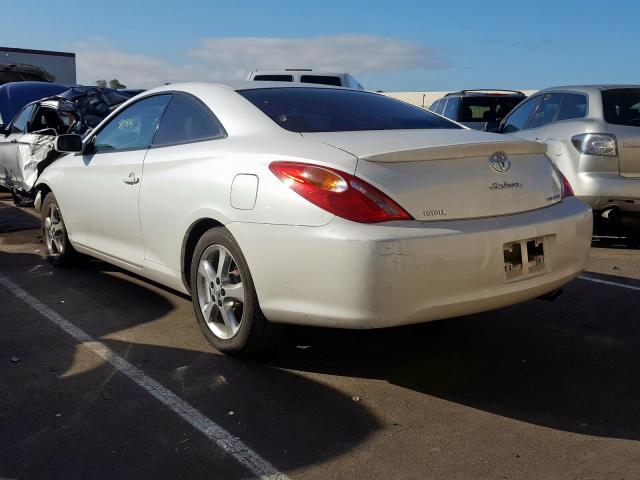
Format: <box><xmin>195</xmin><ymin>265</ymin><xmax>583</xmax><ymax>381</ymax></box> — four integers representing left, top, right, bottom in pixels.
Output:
<box><xmin>229</xmin><ymin>197</ymin><xmax>592</xmax><ymax>329</ymax></box>
<box><xmin>575</xmin><ymin>172</ymin><xmax>640</xmax><ymax>212</ymax></box>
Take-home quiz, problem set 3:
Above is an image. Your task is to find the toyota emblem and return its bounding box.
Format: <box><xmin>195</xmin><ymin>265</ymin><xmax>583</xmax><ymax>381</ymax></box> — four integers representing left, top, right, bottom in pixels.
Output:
<box><xmin>490</xmin><ymin>152</ymin><xmax>511</xmax><ymax>173</ymax></box>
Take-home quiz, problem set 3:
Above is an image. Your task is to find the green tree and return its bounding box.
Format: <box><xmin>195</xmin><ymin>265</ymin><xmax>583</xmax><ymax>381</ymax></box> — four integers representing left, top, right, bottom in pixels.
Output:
<box><xmin>108</xmin><ymin>78</ymin><xmax>126</xmax><ymax>89</ymax></box>
<box><xmin>95</xmin><ymin>78</ymin><xmax>127</xmax><ymax>89</ymax></box>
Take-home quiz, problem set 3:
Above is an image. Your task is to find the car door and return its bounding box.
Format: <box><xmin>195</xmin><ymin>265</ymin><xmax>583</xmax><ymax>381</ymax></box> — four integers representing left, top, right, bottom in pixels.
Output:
<box><xmin>499</xmin><ymin>94</ymin><xmax>543</xmax><ymax>138</ymax></box>
<box><xmin>520</xmin><ymin>93</ymin><xmax>563</xmax><ymax>143</ymax></box>
<box><xmin>0</xmin><ymin>104</ymin><xmax>35</xmax><ymax>188</ymax></box>
<box><xmin>15</xmin><ymin>104</ymin><xmax>63</xmax><ymax>191</ymax></box>
<box><xmin>139</xmin><ymin>92</ymin><xmax>227</xmax><ymax>272</ymax></box>
<box><xmin>60</xmin><ymin>94</ymin><xmax>172</xmax><ymax>268</ymax></box>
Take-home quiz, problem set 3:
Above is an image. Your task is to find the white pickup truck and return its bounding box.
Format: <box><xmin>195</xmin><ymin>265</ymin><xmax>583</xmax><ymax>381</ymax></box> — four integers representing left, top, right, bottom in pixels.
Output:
<box><xmin>247</xmin><ymin>69</ymin><xmax>364</xmax><ymax>89</ymax></box>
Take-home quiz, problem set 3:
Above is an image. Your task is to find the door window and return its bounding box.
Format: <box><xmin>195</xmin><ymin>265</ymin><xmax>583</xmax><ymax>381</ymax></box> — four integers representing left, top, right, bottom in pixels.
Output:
<box><xmin>92</xmin><ymin>95</ymin><xmax>172</xmax><ymax>153</ymax></box>
<box><xmin>152</xmin><ymin>93</ymin><xmax>226</xmax><ymax>146</ymax></box>
<box><xmin>556</xmin><ymin>93</ymin><xmax>588</xmax><ymax>121</ymax></box>
<box><xmin>30</xmin><ymin>106</ymin><xmax>63</xmax><ymax>135</ymax></box>
<box><xmin>501</xmin><ymin>96</ymin><xmax>541</xmax><ymax>133</ymax></box>
<box><xmin>10</xmin><ymin>104</ymin><xmax>35</xmax><ymax>133</ymax></box>
<box><xmin>529</xmin><ymin>93</ymin><xmax>562</xmax><ymax>129</ymax></box>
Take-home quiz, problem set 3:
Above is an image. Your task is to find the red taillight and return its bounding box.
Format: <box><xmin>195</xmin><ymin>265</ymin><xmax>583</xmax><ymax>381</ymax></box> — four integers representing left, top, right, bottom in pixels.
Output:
<box><xmin>549</xmin><ymin>161</ymin><xmax>573</xmax><ymax>199</ymax></box>
<box><xmin>269</xmin><ymin>161</ymin><xmax>412</xmax><ymax>223</ymax></box>
<box><xmin>560</xmin><ymin>173</ymin><xmax>574</xmax><ymax>198</ymax></box>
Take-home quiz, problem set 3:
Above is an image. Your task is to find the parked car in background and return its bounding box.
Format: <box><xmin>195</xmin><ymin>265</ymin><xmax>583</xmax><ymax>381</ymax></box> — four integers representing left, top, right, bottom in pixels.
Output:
<box><xmin>493</xmin><ymin>85</ymin><xmax>640</xmax><ymax>221</ymax></box>
<box><xmin>0</xmin><ymin>86</ymin><xmax>133</xmax><ymax>205</ymax></box>
<box><xmin>33</xmin><ymin>82</ymin><xmax>591</xmax><ymax>356</ymax></box>
<box><xmin>248</xmin><ymin>69</ymin><xmax>364</xmax><ymax>89</ymax></box>
<box><xmin>430</xmin><ymin>90</ymin><xmax>526</xmax><ymax>130</ymax></box>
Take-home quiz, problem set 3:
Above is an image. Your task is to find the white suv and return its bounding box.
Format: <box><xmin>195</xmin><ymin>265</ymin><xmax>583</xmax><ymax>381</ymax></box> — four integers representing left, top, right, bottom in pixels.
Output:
<box><xmin>247</xmin><ymin>69</ymin><xmax>364</xmax><ymax>89</ymax></box>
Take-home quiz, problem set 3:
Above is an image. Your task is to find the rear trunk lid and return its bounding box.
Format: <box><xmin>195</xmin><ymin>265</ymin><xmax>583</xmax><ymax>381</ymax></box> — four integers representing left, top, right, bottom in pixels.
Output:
<box><xmin>607</xmin><ymin>125</ymin><xmax>640</xmax><ymax>178</ymax></box>
<box><xmin>302</xmin><ymin>129</ymin><xmax>563</xmax><ymax>221</ymax></box>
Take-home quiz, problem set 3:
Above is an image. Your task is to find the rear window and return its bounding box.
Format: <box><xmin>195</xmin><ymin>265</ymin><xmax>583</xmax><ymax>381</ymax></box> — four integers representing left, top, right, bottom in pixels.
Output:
<box><xmin>459</xmin><ymin>96</ymin><xmax>524</xmax><ymax>122</ymax></box>
<box><xmin>253</xmin><ymin>75</ymin><xmax>293</xmax><ymax>82</ymax></box>
<box><xmin>602</xmin><ymin>89</ymin><xmax>640</xmax><ymax>127</ymax></box>
<box><xmin>238</xmin><ymin>88</ymin><xmax>462</xmax><ymax>133</ymax></box>
<box><xmin>300</xmin><ymin>75</ymin><xmax>342</xmax><ymax>86</ymax></box>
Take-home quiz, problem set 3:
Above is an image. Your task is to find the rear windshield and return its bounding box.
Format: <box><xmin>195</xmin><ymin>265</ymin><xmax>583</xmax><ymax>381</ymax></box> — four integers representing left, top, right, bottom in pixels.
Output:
<box><xmin>238</xmin><ymin>88</ymin><xmax>462</xmax><ymax>132</ymax></box>
<box><xmin>253</xmin><ymin>75</ymin><xmax>293</xmax><ymax>82</ymax></box>
<box><xmin>602</xmin><ymin>89</ymin><xmax>640</xmax><ymax>127</ymax></box>
<box><xmin>300</xmin><ymin>75</ymin><xmax>342</xmax><ymax>86</ymax></box>
<box><xmin>459</xmin><ymin>96</ymin><xmax>524</xmax><ymax>122</ymax></box>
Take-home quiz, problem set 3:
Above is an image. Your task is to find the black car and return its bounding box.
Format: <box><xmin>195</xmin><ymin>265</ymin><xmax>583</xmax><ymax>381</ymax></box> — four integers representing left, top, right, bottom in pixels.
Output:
<box><xmin>429</xmin><ymin>89</ymin><xmax>526</xmax><ymax>130</ymax></box>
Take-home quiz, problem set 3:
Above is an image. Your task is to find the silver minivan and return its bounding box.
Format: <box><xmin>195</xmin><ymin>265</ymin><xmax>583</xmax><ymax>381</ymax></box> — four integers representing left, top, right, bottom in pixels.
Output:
<box><xmin>494</xmin><ymin>85</ymin><xmax>640</xmax><ymax>220</ymax></box>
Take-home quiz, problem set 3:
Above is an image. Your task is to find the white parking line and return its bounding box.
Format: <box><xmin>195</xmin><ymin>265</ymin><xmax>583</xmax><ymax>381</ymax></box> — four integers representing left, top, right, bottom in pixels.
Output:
<box><xmin>0</xmin><ymin>273</ymin><xmax>290</xmax><ymax>480</ymax></box>
<box><xmin>578</xmin><ymin>275</ymin><xmax>640</xmax><ymax>291</ymax></box>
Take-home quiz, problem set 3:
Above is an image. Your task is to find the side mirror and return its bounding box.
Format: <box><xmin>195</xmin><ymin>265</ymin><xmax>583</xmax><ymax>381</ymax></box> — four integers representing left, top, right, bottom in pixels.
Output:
<box><xmin>54</xmin><ymin>134</ymin><xmax>83</xmax><ymax>153</ymax></box>
<box><xmin>0</xmin><ymin>124</ymin><xmax>7</xmax><ymax>136</ymax></box>
<box><xmin>484</xmin><ymin>121</ymin><xmax>500</xmax><ymax>133</ymax></box>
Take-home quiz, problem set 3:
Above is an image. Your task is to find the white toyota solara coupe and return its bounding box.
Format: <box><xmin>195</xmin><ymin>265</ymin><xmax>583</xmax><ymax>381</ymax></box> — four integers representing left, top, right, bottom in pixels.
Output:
<box><xmin>34</xmin><ymin>82</ymin><xmax>593</xmax><ymax>355</ymax></box>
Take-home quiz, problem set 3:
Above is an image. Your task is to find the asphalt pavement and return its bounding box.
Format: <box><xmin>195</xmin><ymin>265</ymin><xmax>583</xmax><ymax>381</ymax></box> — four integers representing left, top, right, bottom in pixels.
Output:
<box><xmin>1</xmin><ymin>194</ymin><xmax>639</xmax><ymax>479</ymax></box>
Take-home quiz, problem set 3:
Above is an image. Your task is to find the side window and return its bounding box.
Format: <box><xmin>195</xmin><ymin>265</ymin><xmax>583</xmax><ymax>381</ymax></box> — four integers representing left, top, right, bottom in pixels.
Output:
<box><xmin>30</xmin><ymin>106</ymin><xmax>63</xmax><ymax>135</ymax></box>
<box><xmin>435</xmin><ymin>100</ymin><xmax>446</xmax><ymax>114</ymax></box>
<box><xmin>300</xmin><ymin>75</ymin><xmax>343</xmax><ymax>86</ymax></box>
<box><xmin>253</xmin><ymin>75</ymin><xmax>293</xmax><ymax>82</ymax></box>
<box><xmin>92</xmin><ymin>95</ymin><xmax>171</xmax><ymax>153</ymax></box>
<box><xmin>444</xmin><ymin>98</ymin><xmax>459</xmax><ymax>119</ymax></box>
<box><xmin>557</xmin><ymin>93</ymin><xmax>588</xmax><ymax>121</ymax></box>
<box><xmin>529</xmin><ymin>93</ymin><xmax>562</xmax><ymax>129</ymax></box>
<box><xmin>10</xmin><ymin>104</ymin><xmax>35</xmax><ymax>133</ymax></box>
<box><xmin>502</xmin><ymin>96</ymin><xmax>541</xmax><ymax>133</ymax></box>
<box><xmin>152</xmin><ymin>93</ymin><xmax>226</xmax><ymax>146</ymax></box>
<box><xmin>430</xmin><ymin>100</ymin><xmax>440</xmax><ymax>112</ymax></box>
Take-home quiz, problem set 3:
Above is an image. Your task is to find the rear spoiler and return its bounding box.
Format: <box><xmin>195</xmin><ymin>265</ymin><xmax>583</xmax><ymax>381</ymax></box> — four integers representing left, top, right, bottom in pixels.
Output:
<box><xmin>360</xmin><ymin>141</ymin><xmax>547</xmax><ymax>163</ymax></box>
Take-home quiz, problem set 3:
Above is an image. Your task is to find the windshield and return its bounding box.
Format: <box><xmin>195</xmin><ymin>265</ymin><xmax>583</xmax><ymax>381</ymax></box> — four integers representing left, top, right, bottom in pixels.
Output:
<box><xmin>602</xmin><ymin>89</ymin><xmax>640</xmax><ymax>127</ymax></box>
<box><xmin>238</xmin><ymin>88</ymin><xmax>462</xmax><ymax>132</ymax></box>
<box><xmin>459</xmin><ymin>96</ymin><xmax>524</xmax><ymax>123</ymax></box>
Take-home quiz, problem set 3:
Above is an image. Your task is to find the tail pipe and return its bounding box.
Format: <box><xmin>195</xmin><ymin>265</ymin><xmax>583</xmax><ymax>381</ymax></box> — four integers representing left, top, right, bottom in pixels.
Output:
<box><xmin>601</xmin><ymin>208</ymin><xmax>621</xmax><ymax>222</ymax></box>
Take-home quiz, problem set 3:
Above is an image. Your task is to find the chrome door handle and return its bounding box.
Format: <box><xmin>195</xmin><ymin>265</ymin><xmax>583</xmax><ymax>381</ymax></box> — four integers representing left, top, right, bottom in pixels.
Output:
<box><xmin>10</xmin><ymin>139</ymin><xmax>17</xmax><ymax>143</ymax></box>
<box><xmin>123</xmin><ymin>172</ymin><xmax>139</xmax><ymax>185</ymax></box>
<box><xmin>533</xmin><ymin>137</ymin><xmax>543</xmax><ymax>143</ymax></box>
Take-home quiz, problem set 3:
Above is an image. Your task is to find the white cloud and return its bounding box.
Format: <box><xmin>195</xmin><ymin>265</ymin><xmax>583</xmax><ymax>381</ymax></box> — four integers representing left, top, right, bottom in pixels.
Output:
<box><xmin>73</xmin><ymin>35</ymin><xmax>445</xmax><ymax>88</ymax></box>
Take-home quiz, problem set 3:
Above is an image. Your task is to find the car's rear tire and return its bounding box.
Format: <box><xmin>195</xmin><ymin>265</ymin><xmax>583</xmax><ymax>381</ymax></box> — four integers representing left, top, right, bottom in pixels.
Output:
<box><xmin>41</xmin><ymin>192</ymin><xmax>77</xmax><ymax>266</ymax></box>
<box><xmin>190</xmin><ymin>227</ymin><xmax>283</xmax><ymax>356</ymax></box>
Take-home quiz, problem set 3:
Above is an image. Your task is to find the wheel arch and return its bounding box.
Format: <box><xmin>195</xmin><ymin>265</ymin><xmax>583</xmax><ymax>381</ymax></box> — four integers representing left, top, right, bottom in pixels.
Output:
<box><xmin>33</xmin><ymin>181</ymin><xmax>53</xmax><ymax>213</ymax></box>
<box><xmin>181</xmin><ymin>217</ymin><xmax>226</xmax><ymax>293</ymax></box>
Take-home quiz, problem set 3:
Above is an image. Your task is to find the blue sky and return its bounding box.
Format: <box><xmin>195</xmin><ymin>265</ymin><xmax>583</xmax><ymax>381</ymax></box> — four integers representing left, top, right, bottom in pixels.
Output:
<box><xmin>3</xmin><ymin>0</ymin><xmax>639</xmax><ymax>91</ymax></box>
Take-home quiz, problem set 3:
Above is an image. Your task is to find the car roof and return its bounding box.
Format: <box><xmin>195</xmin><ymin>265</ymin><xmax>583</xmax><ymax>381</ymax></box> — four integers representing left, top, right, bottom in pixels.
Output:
<box><xmin>144</xmin><ymin>81</ymin><xmax>351</xmax><ymax>94</ymax></box>
<box><xmin>250</xmin><ymin>70</ymin><xmax>347</xmax><ymax>76</ymax></box>
<box><xmin>537</xmin><ymin>84</ymin><xmax>640</xmax><ymax>95</ymax></box>
<box><xmin>444</xmin><ymin>89</ymin><xmax>525</xmax><ymax>98</ymax></box>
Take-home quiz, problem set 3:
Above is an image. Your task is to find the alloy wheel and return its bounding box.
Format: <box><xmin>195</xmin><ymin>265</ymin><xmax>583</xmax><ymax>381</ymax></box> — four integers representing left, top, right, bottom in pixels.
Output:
<box><xmin>196</xmin><ymin>244</ymin><xmax>245</xmax><ymax>340</ymax></box>
<box><xmin>44</xmin><ymin>203</ymin><xmax>66</xmax><ymax>258</ymax></box>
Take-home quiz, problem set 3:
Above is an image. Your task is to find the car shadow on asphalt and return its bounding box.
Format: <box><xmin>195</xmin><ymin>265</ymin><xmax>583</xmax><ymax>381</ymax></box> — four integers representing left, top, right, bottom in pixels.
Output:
<box><xmin>592</xmin><ymin>218</ymin><xmax>640</xmax><ymax>249</ymax></box>
<box><xmin>1</xmin><ymin>249</ymin><xmax>380</xmax><ymax>478</ymax></box>
<box><xmin>266</xmin><ymin>277</ymin><xmax>640</xmax><ymax>442</ymax></box>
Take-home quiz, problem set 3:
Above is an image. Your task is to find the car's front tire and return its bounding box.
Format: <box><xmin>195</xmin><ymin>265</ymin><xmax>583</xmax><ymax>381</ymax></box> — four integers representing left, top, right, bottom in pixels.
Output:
<box><xmin>41</xmin><ymin>192</ymin><xmax>77</xmax><ymax>266</ymax></box>
<box><xmin>190</xmin><ymin>227</ymin><xmax>283</xmax><ymax>356</ymax></box>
